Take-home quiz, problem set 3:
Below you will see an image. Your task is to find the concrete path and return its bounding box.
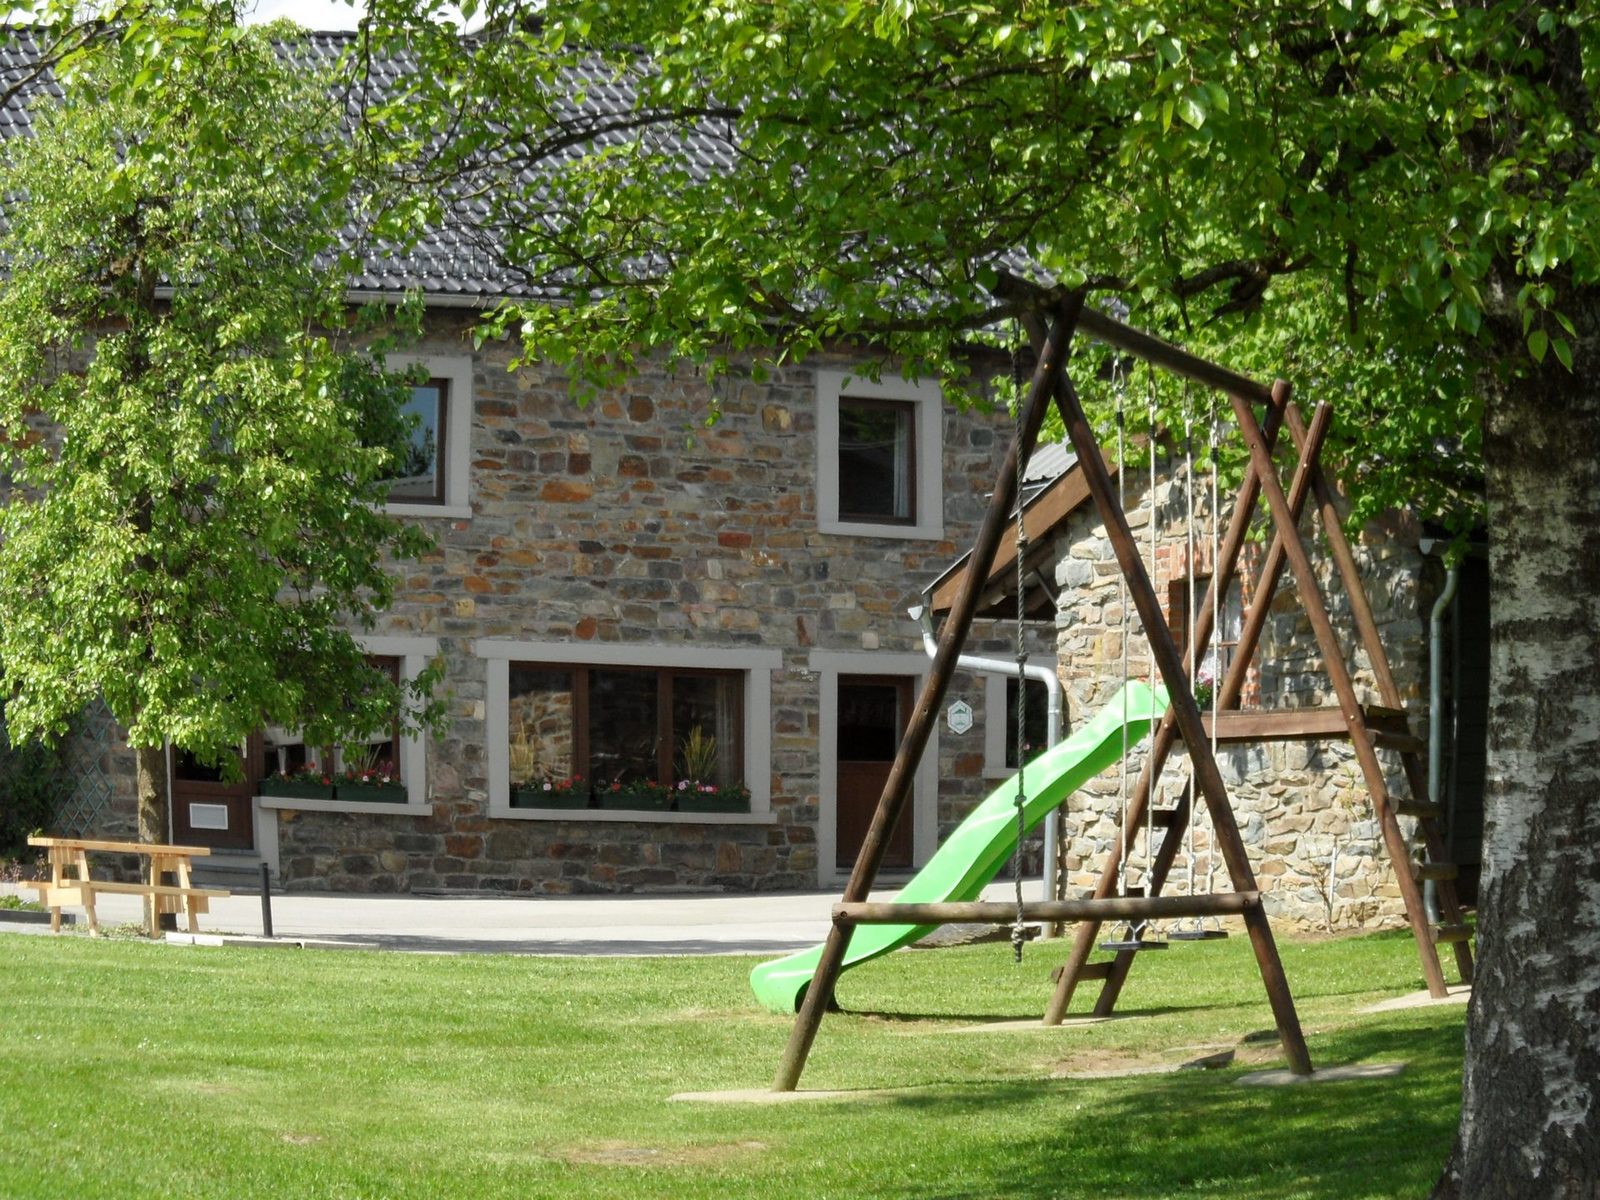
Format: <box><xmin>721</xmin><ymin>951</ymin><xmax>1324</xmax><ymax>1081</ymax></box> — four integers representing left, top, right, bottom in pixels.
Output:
<box><xmin>1</xmin><ymin>878</ymin><xmax>1050</xmax><ymax>956</ymax></box>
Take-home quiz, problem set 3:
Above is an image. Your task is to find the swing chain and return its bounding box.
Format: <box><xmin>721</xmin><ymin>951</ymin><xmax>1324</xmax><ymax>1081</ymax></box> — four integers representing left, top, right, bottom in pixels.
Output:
<box><xmin>1011</xmin><ymin>326</ymin><xmax>1029</xmax><ymax>963</ymax></box>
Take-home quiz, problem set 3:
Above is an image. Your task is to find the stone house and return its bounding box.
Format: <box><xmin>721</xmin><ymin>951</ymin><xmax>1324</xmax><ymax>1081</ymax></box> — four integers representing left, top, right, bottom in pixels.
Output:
<box><xmin>53</xmin><ymin>298</ymin><xmax>1066</xmax><ymax>894</ymax></box>
<box><xmin>3</xmin><ymin>30</ymin><xmax>1066</xmax><ymax>896</ymax></box>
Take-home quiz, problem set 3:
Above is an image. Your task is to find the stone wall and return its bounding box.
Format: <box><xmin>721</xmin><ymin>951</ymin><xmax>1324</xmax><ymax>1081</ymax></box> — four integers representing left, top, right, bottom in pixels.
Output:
<box><xmin>48</xmin><ymin>312</ymin><xmax>1040</xmax><ymax>894</ymax></box>
<box><xmin>1047</xmin><ymin>447</ymin><xmax>1433</xmax><ymax>931</ymax></box>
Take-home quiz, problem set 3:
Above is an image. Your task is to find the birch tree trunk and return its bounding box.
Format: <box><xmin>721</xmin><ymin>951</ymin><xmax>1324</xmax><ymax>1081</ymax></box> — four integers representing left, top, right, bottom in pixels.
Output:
<box><xmin>1433</xmin><ymin>304</ymin><xmax>1600</xmax><ymax>1195</ymax></box>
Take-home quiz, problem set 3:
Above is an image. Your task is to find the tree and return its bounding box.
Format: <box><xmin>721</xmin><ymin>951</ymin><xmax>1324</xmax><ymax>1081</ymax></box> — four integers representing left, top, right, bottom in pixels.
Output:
<box><xmin>0</xmin><ymin>14</ymin><xmax>439</xmax><ymax>880</ymax></box>
<box><xmin>30</xmin><ymin>0</ymin><xmax>1591</xmax><ymax>1188</ymax></box>
<box><xmin>344</xmin><ymin>3</ymin><xmax>1594</xmax><ymax>1191</ymax></box>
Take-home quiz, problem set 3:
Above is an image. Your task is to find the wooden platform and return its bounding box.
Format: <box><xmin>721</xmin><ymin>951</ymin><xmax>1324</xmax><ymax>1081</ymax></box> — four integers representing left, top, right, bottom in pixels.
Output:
<box><xmin>1198</xmin><ymin>705</ymin><xmax>1425</xmax><ymax>752</ymax></box>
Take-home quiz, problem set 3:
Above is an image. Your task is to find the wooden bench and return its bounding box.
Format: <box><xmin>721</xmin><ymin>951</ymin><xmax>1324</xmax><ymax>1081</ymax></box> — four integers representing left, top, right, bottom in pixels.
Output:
<box><xmin>20</xmin><ymin>837</ymin><xmax>230</xmax><ymax>938</ymax></box>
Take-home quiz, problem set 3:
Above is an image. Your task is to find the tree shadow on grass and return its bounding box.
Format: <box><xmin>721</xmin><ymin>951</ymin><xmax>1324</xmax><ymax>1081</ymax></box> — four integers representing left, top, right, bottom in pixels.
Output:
<box><xmin>829</xmin><ymin>1021</ymin><xmax>1463</xmax><ymax>1200</ymax></box>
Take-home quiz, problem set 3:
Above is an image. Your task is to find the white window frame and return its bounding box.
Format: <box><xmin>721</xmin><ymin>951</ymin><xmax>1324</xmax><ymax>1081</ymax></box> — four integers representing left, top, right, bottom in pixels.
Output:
<box><xmin>384</xmin><ymin>354</ymin><xmax>473</xmax><ymax>520</ymax></box>
<box><xmin>983</xmin><ymin>659</ymin><xmax>1055</xmax><ymax>780</ymax></box>
<box><xmin>253</xmin><ymin>634</ymin><xmax>439</xmax><ymax>815</ymax></box>
<box><xmin>816</xmin><ymin>369</ymin><xmax>944</xmax><ymax>540</ymax></box>
<box><xmin>479</xmin><ymin>639</ymin><xmax>781</xmax><ymax>824</ymax></box>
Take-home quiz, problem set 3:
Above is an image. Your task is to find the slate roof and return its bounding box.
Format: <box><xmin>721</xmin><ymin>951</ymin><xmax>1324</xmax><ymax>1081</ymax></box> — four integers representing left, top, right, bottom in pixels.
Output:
<box><xmin>0</xmin><ymin>27</ymin><xmax>738</xmax><ymax>305</ymax></box>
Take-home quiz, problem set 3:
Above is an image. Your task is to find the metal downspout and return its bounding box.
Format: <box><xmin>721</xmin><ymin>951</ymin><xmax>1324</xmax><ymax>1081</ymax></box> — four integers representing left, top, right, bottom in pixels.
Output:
<box><xmin>1425</xmin><ymin>563</ymin><xmax>1460</xmax><ymax>924</ymax></box>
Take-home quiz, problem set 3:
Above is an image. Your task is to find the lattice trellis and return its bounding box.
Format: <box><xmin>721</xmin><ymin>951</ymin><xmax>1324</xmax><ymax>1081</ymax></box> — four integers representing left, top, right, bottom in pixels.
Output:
<box><xmin>55</xmin><ymin>700</ymin><xmax>118</xmax><ymax>835</ymax></box>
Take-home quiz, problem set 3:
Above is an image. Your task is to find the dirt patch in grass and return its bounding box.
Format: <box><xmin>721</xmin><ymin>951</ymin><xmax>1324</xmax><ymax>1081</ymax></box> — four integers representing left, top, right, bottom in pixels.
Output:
<box><xmin>556</xmin><ymin>1140</ymin><xmax>768</xmax><ymax>1168</ymax></box>
<box><xmin>280</xmin><ymin>1132</ymin><xmax>324</xmax><ymax>1146</ymax></box>
<box><xmin>1052</xmin><ymin>1037</ymin><xmax>1281</xmax><ymax>1080</ymax></box>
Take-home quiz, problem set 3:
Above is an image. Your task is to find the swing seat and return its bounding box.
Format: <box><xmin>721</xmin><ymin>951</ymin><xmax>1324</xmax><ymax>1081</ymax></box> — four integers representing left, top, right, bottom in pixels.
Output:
<box><xmin>1167</xmin><ymin>928</ymin><xmax>1230</xmax><ymax>941</ymax></box>
<box><xmin>1098</xmin><ymin>937</ymin><xmax>1168</xmax><ymax>952</ymax></box>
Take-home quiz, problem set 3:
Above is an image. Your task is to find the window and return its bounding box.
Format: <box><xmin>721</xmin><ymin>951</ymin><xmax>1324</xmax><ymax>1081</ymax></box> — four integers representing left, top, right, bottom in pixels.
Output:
<box><xmin>983</xmin><ymin>666</ymin><xmax>1056</xmax><ymax>778</ymax></box>
<box><xmin>386</xmin><ymin>381</ymin><xmax>448</xmax><ymax>505</ymax></box>
<box><xmin>837</xmin><ymin>398</ymin><xmax>916</xmax><ymax>524</ymax></box>
<box><xmin>1169</xmin><ymin>573</ymin><xmax>1244</xmax><ymax>688</ymax></box>
<box><xmin>341</xmin><ymin>654</ymin><xmax>404</xmax><ymax>780</ymax></box>
<box><xmin>259</xmin><ymin>655</ymin><xmax>403</xmax><ymax>782</ymax></box>
<box><xmin>383</xmin><ymin>355</ymin><xmax>472</xmax><ymax>519</ymax></box>
<box><xmin>482</xmin><ymin>640</ymin><xmax>780</xmax><ymax>820</ymax></box>
<box><xmin>816</xmin><ymin>369</ymin><xmax>944</xmax><ymax>539</ymax></box>
<box><xmin>1004</xmin><ymin>676</ymin><xmax>1051</xmax><ymax>770</ymax></box>
<box><xmin>252</xmin><ymin>635</ymin><xmax>439</xmax><ymax>811</ymax></box>
<box><xmin>507</xmin><ymin>664</ymin><xmax>743</xmax><ymax>797</ymax></box>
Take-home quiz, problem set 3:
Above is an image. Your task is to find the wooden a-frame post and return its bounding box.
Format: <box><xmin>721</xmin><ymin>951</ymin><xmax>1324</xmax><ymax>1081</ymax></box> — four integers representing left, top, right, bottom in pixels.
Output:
<box><xmin>1022</xmin><ymin>303</ymin><xmax>1312</xmax><ymax>1073</ymax></box>
<box><xmin>770</xmin><ymin>295</ymin><xmax>1085</xmax><ymax>1092</ymax></box>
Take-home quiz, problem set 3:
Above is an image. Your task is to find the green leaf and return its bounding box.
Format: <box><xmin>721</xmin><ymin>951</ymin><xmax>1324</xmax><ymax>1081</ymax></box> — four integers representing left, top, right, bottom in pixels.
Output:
<box><xmin>1527</xmin><ymin>329</ymin><xmax>1549</xmax><ymax>362</ymax></box>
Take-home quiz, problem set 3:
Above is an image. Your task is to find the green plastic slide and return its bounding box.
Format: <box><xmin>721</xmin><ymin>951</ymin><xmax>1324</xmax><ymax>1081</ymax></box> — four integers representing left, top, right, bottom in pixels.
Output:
<box><xmin>749</xmin><ymin>680</ymin><xmax>1168</xmax><ymax>1014</ymax></box>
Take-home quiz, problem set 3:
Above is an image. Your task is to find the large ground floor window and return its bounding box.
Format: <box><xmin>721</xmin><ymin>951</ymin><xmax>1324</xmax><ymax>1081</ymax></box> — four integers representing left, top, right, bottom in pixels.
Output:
<box><xmin>482</xmin><ymin>641</ymin><xmax>780</xmax><ymax>818</ymax></box>
<box><xmin>509</xmin><ymin>664</ymin><xmax>743</xmax><ymax>796</ymax></box>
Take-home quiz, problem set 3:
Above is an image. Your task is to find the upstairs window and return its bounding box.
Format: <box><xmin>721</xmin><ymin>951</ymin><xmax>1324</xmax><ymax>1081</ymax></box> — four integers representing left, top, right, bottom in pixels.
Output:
<box><xmin>386</xmin><ymin>380</ymin><xmax>448</xmax><ymax>506</ymax></box>
<box><xmin>837</xmin><ymin>398</ymin><xmax>916</xmax><ymax>524</ymax></box>
<box><xmin>382</xmin><ymin>355</ymin><xmax>472</xmax><ymax>519</ymax></box>
<box><xmin>816</xmin><ymin>369</ymin><xmax>944</xmax><ymax>540</ymax></box>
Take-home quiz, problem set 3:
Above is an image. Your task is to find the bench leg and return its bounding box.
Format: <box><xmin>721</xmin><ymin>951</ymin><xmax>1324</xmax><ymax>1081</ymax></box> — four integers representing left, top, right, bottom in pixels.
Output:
<box><xmin>174</xmin><ymin>858</ymin><xmax>201</xmax><ymax>934</ymax></box>
<box><xmin>73</xmin><ymin>851</ymin><xmax>99</xmax><ymax>937</ymax></box>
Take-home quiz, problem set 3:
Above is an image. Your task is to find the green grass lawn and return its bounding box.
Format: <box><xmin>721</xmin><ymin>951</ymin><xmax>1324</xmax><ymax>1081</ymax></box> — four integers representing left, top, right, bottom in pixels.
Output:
<box><xmin>0</xmin><ymin>927</ymin><xmax>1462</xmax><ymax>1199</ymax></box>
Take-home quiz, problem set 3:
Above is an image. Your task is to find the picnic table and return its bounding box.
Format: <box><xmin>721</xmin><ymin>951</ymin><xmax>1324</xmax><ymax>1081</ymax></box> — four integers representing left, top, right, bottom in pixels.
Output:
<box><xmin>18</xmin><ymin>836</ymin><xmax>230</xmax><ymax>937</ymax></box>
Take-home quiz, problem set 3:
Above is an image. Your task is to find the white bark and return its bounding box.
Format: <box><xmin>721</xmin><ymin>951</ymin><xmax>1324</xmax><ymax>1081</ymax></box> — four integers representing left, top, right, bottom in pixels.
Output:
<box><xmin>1437</xmin><ymin>340</ymin><xmax>1600</xmax><ymax>1197</ymax></box>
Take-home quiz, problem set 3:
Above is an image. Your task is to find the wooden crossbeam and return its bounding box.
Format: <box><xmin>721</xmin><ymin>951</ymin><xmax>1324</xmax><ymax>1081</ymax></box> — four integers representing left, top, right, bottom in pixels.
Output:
<box><xmin>1200</xmin><ymin>707</ymin><xmax>1424</xmax><ymax>752</ymax></box>
<box><xmin>833</xmin><ymin>892</ymin><xmax>1261</xmax><ymax>927</ymax></box>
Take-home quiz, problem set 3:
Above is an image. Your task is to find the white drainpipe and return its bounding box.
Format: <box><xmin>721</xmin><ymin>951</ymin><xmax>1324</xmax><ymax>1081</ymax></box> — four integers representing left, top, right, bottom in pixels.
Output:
<box><xmin>907</xmin><ymin>604</ymin><xmax>1066</xmax><ymax>905</ymax></box>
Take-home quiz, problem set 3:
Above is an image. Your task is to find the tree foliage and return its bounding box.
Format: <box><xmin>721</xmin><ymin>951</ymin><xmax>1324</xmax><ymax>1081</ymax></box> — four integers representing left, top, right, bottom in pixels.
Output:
<box><xmin>345</xmin><ymin>0</ymin><xmax>1600</xmax><ymax>531</ymax></box>
<box><xmin>0</xmin><ymin>14</ymin><xmax>439</xmax><ymax>772</ymax></box>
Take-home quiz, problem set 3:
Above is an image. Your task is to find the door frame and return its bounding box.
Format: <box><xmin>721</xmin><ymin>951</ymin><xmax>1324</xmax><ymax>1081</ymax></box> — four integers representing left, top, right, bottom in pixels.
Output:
<box><xmin>809</xmin><ymin>650</ymin><xmax>938</xmax><ymax>886</ymax></box>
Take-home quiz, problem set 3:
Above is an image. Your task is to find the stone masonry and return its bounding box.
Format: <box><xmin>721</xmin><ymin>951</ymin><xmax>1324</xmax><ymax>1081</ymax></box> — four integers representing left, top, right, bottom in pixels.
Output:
<box><xmin>1046</xmin><ymin>441</ymin><xmax>1435</xmax><ymax>932</ymax></box>
<box><xmin>58</xmin><ymin>313</ymin><xmax>1050</xmax><ymax>894</ymax></box>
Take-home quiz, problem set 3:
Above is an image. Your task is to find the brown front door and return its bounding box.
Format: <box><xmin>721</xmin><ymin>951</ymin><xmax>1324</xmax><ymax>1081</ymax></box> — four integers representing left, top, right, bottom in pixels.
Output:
<box><xmin>835</xmin><ymin>676</ymin><xmax>915</xmax><ymax>870</ymax></box>
<box><xmin>170</xmin><ymin>739</ymin><xmax>260</xmax><ymax>851</ymax></box>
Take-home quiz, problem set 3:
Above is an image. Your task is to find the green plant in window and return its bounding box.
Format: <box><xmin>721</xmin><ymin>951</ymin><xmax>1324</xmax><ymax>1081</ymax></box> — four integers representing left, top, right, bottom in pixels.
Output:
<box><xmin>678</xmin><ymin>725</ymin><xmax>718</xmax><ymax>784</ymax></box>
<box><xmin>508</xmin><ymin>723</ymin><xmax>539</xmax><ymax>789</ymax></box>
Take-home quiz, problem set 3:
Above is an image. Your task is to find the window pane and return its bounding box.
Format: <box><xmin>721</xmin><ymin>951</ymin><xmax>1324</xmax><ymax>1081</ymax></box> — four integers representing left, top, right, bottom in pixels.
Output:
<box><xmin>387</xmin><ymin>381</ymin><xmax>446</xmax><ymax>503</ymax></box>
<box><xmin>672</xmin><ymin>673</ymin><xmax>742</xmax><ymax>788</ymax></box>
<box><xmin>1005</xmin><ymin>677</ymin><xmax>1051</xmax><ymax>770</ymax></box>
<box><xmin>838</xmin><ymin>399</ymin><xmax>914</xmax><ymax>522</ymax></box>
<box><xmin>351</xmin><ymin>654</ymin><xmax>403</xmax><ymax>782</ymax></box>
<box><xmin>509</xmin><ymin>667</ymin><xmax>577</xmax><ymax>785</ymax></box>
<box><xmin>588</xmin><ymin>669</ymin><xmax>659</xmax><ymax>785</ymax></box>
<box><xmin>837</xmin><ymin>682</ymin><xmax>903</xmax><ymax>760</ymax></box>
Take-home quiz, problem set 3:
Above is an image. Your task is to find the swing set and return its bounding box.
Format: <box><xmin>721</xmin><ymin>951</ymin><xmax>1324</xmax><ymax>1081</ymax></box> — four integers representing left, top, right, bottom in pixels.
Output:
<box><xmin>771</xmin><ymin>292</ymin><xmax>1473</xmax><ymax>1092</ymax></box>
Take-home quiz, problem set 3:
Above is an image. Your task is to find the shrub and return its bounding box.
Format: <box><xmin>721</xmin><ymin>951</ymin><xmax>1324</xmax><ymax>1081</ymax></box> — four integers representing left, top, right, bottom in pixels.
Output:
<box><xmin>0</xmin><ymin>714</ymin><xmax>71</xmax><ymax>858</ymax></box>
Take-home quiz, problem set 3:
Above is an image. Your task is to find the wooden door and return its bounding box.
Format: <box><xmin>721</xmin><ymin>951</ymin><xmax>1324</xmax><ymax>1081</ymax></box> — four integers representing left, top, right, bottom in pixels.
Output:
<box><xmin>170</xmin><ymin>739</ymin><xmax>260</xmax><ymax>851</ymax></box>
<box><xmin>835</xmin><ymin>676</ymin><xmax>914</xmax><ymax>870</ymax></box>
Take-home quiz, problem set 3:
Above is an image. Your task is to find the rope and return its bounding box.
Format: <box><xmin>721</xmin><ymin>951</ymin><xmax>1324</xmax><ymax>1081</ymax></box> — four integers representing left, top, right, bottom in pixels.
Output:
<box><xmin>1010</xmin><ymin>334</ymin><xmax>1029</xmax><ymax>963</ymax></box>
<box><xmin>1144</xmin><ymin>375</ymin><xmax>1158</xmax><ymax>925</ymax></box>
<box><xmin>1114</xmin><ymin>369</ymin><xmax>1130</xmax><ymax>906</ymax></box>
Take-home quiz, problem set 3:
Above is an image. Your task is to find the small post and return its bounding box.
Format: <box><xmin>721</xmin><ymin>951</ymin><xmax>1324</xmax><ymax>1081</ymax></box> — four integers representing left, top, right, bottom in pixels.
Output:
<box><xmin>259</xmin><ymin>863</ymin><xmax>274</xmax><ymax>939</ymax></box>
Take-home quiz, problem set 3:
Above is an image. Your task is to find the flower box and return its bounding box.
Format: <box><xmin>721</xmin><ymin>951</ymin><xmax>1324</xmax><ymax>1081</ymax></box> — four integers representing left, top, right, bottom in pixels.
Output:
<box><xmin>597</xmin><ymin>788</ymin><xmax>674</xmax><ymax>812</ymax></box>
<box><xmin>337</xmin><ymin>782</ymin><xmax>407</xmax><ymax>804</ymax></box>
<box><xmin>259</xmin><ymin>779</ymin><xmax>335</xmax><ymax>800</ymax></box>
<box><xmin>675</xmin><ymin>790</ymin><xmax>751</xmax><ymax>814</ymax></box>
<box><xmin>511</xmin><ymin>787</ymin><xmax>589</xmax><ymax>809</ymax></box>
